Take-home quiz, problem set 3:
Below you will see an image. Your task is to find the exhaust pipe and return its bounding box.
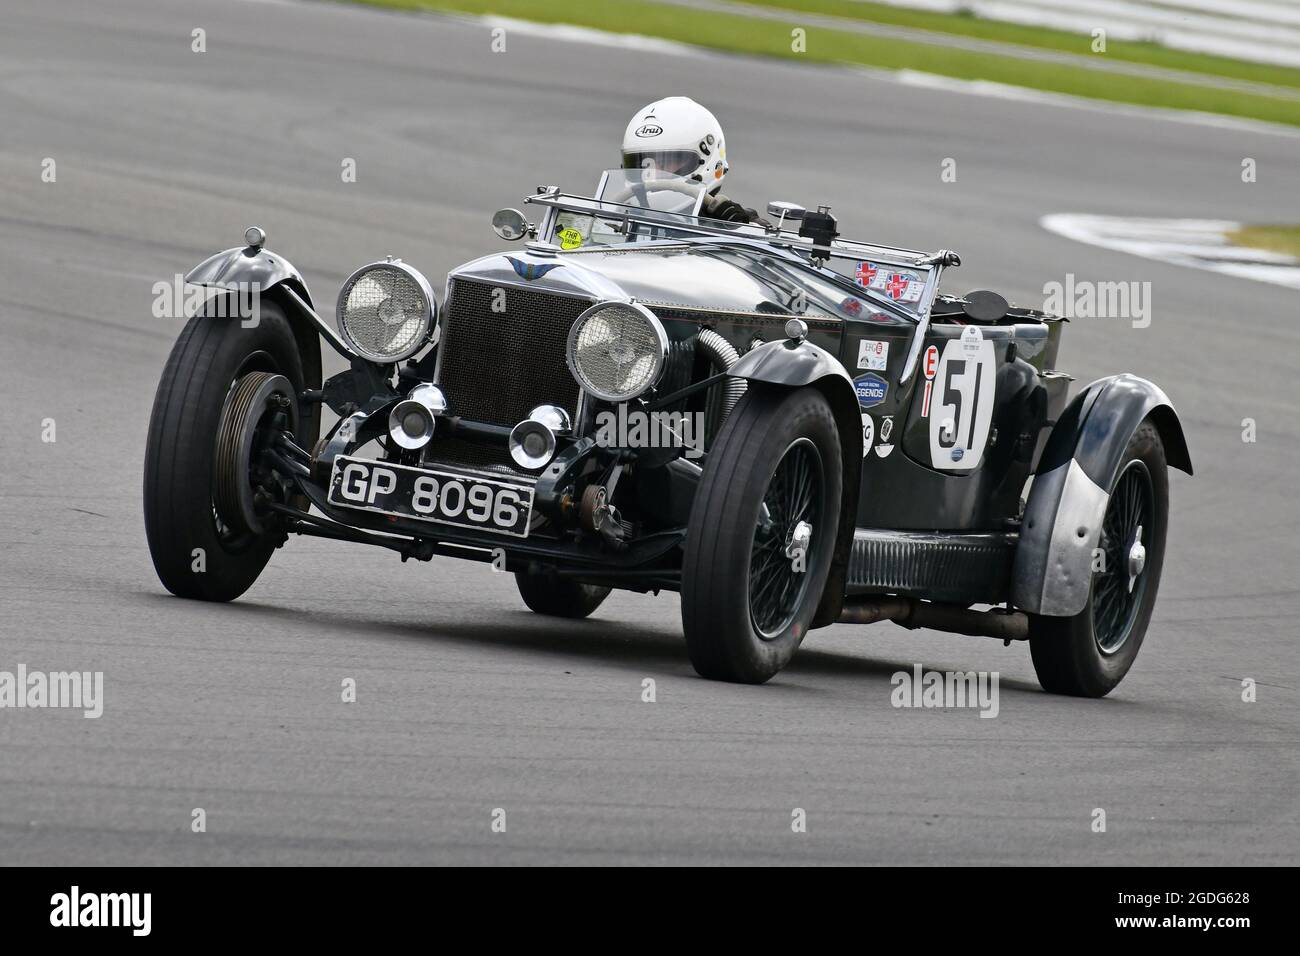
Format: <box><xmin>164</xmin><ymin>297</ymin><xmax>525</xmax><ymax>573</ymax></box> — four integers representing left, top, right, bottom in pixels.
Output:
<box><xmin>839</xmin><ymin>597</ymin><xmax>1029</xmax><ymax>642</ymax></box>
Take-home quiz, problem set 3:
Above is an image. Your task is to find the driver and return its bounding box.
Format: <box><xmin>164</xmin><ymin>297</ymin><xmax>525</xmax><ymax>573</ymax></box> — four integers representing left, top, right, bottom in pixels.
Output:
<box><xmin>621</xmin><ymin>97</ymin><xmax>764</xmax><ymax>225</ymax></box>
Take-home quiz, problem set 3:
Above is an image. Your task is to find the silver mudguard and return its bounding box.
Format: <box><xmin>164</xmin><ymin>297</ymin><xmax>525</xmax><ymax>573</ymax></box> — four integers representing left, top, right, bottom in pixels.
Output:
<box><xmin>186</xmin><ymin>244</ymin><xmax>360</xmax><ymax>361</ymax></box>
<box><xmin>1013</xmin><ymin>373</ymin><xmax>1192</xmax><ymax>617</ymax></box>
<box><xmin>186</xmin><ymin>245</ymin><xmax>313</xmax><ymax>306</ymax></box>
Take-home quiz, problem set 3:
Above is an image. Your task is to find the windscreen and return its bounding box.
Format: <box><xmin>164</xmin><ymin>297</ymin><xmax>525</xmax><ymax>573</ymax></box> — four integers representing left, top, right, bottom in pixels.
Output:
<box><xmin>551</xmin><ymin>169</ymin><xmax>708</xmax><ymax>250</ymax></box>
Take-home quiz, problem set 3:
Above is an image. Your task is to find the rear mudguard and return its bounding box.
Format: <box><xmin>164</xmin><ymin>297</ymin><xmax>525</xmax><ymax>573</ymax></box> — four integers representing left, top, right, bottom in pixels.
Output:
<box><xmin>729</xmin><ymin>338</ymin><xmax>862</xmax><ymax>627</ymax></box>
<box><xmin>1012</xmin><ymin>373</ymin><xmax>1192</xmax><ymax>617</ymax></box>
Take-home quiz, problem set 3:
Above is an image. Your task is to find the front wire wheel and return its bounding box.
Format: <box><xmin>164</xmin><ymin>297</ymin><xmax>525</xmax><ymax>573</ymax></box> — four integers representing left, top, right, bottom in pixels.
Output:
<box><xmin>682</xmin><ymin>387</ymin><xmax>842</xmax><ymax>684</ymax></box>
<box><xmin>144</xmin><ymin>296</ymin><xmax>317</xmax><ymax>601</ymax></box>
<box><xmin>749</xmin><ymin>438</ymin><xmax>823</xmax><ymax>638</ymax></box>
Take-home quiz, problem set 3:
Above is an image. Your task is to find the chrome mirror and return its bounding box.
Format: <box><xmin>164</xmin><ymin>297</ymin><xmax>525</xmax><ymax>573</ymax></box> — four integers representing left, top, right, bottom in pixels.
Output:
<box><xmin>767</xmin><ymin>201</ymin><xmax>806</xmax><ymax>225</ymax></box>
<box><xmin>492</xmin><ymin>208</ymin><xmax>531</xmax><ymax>241</ymax></box>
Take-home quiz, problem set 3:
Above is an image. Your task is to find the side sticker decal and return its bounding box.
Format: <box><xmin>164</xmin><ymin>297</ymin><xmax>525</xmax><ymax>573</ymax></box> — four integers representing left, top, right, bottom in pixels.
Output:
<box><xmin>853</xmin><ymin>372</ymin><xmax>888</xmax><ymax>409</ymax></box>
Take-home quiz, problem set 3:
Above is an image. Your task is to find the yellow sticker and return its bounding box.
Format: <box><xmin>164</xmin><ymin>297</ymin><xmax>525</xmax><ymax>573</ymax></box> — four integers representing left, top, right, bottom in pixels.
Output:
<box><xmin>557</xmin><ymin>227</ymin><xmax>583</xmax><ymax>250</ymax></box>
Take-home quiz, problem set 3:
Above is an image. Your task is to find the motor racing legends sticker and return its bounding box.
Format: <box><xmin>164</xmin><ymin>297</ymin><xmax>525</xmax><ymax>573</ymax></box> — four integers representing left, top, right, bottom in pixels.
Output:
<box><xmin>929</xmin><ymin>326</ymin><xmax>995</xmax><ymax>470</ymax></box>
<box><xmin>921</xmin><ymin>344</ymin><xmax>939</xmax><ymax>417</ymax></box>
<box><xmin>860</xmin><ymin>413</ymin><xmax>874</xmax><ymax>457</ymax></box>
<box><xmin>875</xmin><ymin>415</ymin><xmax>895</xmax><ymax>458</ymax></box>
<box><xmin>853</xmin><ymin>372</ymin><xmax>888</xmax><ymax>409</ymax></box>
<box><xmin>857</xmin><ymin>338</ymin><xmax>889</xmax><ymax>371</ymax></box>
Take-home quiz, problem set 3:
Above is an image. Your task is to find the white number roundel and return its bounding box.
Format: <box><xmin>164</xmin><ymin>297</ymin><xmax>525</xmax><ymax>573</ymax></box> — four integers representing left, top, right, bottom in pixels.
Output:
<box><xmin>928</xmin><ymin>331</ymin><xmax>996</xmax><ymax>471</ymax></box>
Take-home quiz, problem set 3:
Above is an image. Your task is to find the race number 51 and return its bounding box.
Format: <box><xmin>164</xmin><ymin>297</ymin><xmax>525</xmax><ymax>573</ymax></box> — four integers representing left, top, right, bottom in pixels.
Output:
<box><xmin>928</xmin><ymin>326</ymin><xmax>995</xmax><ymax>470</ymax></box>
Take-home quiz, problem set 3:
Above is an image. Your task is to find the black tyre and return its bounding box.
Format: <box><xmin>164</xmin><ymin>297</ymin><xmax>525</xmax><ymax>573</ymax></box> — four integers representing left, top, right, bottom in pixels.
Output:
<box><xmin>514</xmin><ymin>572</ymin><xmax>611</xmax><ymax>619</ymax></box>
<box><xmin>681</xmin><ymin>386</ymin><xmax>842</xmax><ymax>684</ymax></box>
<box><xmin>144</xmin><ymin>296</ymin><xmax>316</xmax><ymax>602</ymax></box>
<box><xmin>1029</xmin><ymin>420</ymin><xmax>1169</xmax><ymax>697</ymax></box>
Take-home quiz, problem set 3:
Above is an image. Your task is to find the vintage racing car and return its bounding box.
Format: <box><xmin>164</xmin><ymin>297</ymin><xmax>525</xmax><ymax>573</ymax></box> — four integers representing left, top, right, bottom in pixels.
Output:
<box><xmin>144</xmin><ymin>168</ymin><xmax>1192</xmax><ymax>694</ymax></box>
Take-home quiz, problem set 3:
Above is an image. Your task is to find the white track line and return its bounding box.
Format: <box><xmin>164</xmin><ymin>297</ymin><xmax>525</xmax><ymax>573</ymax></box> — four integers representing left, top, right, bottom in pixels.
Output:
<box><xmin>1041</xmin><ymin>213</ymin><xmax>1300</xmax><ymax>290</ymax></box>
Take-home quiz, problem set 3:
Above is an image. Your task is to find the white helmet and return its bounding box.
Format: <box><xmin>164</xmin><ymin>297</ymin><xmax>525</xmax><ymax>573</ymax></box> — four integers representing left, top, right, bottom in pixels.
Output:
<box><xmin>621</xmin><ymin>96</ymin><xmax>729</xmax><ymax>193</ymax></box>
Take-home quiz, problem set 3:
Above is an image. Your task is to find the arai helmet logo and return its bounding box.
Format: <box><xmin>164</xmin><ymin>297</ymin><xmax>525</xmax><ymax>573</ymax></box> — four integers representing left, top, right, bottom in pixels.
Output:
<box><xmin>635</xmin><ymin>124</ymin><xmax>663</xmax><ymax>138</ymax></box>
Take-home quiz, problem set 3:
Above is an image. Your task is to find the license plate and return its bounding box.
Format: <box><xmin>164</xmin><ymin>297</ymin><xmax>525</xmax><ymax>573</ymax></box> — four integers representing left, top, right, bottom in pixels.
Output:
<box><xmin>328</xmin><ymin>456</ymin><xmax>534</xmax><ymax>538</ymax></box>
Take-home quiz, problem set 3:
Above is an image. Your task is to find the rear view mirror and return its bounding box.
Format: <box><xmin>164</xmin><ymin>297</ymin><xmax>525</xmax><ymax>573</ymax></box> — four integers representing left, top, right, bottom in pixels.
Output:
<box><xmin>767</xmin><ymin>201</ymin><xmax>806</xmax><ymax>224</ymax></box>
<box><xmin>492</xmin><ymin>208</ymin><xmax>531</xmax><ymax>241</ymax></box>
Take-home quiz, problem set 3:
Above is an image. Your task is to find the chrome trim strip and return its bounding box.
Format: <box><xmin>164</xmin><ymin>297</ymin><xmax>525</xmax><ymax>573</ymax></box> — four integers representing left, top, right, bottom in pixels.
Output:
<box><xmin>898</xmin><ymin>262</ymin><xmax>947</xmax><ymax>385</ymax></box>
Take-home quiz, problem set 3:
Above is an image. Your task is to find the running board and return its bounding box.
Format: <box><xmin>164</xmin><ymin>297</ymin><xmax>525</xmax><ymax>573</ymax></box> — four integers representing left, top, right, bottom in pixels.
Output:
<box><xmin>847</xmin><ymin>528</ymin><xmax>1017</xmax><ymax>605</ymax></box>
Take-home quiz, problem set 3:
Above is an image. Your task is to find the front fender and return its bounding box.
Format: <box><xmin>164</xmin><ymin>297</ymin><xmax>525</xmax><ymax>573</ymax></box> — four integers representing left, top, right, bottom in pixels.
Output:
<box><xmin>1013</xmin><ymin>373</ymin><xmax>1192</xmax><ymax>617</ymax></box>
<box><xmin>184</xmin><ymin>243</ymin><xmax>330</xmax><ymax>420</ymax></box>
<box><xmin>730</xmin><ymin>338</ymin><xmax>862</xmax><ymax>627</ymax></box>
<box><xmin>185</xmin><ymin>245</ymin><xmax>313</xmax><ymax>307</ymax></box>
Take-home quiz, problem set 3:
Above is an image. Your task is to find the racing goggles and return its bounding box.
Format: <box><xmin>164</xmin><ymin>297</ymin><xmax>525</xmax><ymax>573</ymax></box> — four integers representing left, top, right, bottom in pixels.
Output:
<box><xmin>622</xmin><ymin>150</ymin><xmax>702</xmax><ymax>178</ymax></box>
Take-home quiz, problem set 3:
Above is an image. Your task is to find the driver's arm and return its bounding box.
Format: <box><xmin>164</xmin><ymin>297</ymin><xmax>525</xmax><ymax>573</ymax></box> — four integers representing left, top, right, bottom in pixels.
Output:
<box><xmin>701</xmin><ymin>191</ymin><xmax>765</xmax><ymax>225</ymax></box>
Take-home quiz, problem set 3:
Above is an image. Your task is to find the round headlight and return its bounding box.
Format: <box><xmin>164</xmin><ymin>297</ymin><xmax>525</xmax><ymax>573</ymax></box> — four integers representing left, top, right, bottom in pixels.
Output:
<box><xmin>566</xmin><ymin>301</ymin><xmax>668</xmax><ymax>403</ymax></box>
<box><xmin>336</xmin><ymin>261</ymin><xmax>436</xmax><ymax>364</ymax></box>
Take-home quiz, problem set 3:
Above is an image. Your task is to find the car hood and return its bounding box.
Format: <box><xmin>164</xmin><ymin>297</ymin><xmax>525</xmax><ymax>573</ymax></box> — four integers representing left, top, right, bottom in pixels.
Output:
<box><xmin>448</xmin><ymin>242</ymin><xmax>815</xmax><ymax>315</ymax></box>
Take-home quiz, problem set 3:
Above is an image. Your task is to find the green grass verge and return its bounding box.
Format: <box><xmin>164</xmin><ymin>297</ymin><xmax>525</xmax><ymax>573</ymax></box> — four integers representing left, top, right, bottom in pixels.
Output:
<box><xmin>1228</xmin><ymin>225</ymin><xmax>1300</xmax><ymax>259</ymax></box>
<box><xmin>342</xmin><ymin>0</ymin><xmax>1300</xmax><ymax>128</ymax></box>
<box><xmin>731</xmin><ymin>0</ymin><xmax>1300</xmax><ymax>92</ymax></box>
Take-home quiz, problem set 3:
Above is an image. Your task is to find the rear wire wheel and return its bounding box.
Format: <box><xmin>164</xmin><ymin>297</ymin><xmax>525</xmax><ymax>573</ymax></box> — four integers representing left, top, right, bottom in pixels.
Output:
<box><xmin>1028</xmin><ymin>421</ymin><xmax>1169</xmax><ymax>697</ymax></box>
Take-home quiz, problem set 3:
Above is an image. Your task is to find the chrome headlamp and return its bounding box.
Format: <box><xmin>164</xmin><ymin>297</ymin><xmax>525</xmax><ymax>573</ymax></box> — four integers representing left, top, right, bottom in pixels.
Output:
<box><xmin>566</xmin><ymin>301</ymin><xmax>668</xmax><ymax>403</ymax></box>
<box><xmin>336</xmin><ymin>260</ymin><xmax>437</xmax><ymax>364</ymax></box>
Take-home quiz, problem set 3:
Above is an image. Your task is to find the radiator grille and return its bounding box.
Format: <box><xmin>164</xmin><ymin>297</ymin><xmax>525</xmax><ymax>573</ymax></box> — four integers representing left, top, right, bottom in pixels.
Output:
<box><xmin>430</xmin><ymin>279</ymin><xmax>589</xmax><ymax>475</ymax></box>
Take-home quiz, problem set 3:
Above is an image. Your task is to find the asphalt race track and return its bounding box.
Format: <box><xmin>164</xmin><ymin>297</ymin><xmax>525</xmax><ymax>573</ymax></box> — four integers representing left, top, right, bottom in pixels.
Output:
<box><xmin>1</xmin><ymin>0</ymin><xmax>1296</xmax><ymax>865</ymax></box>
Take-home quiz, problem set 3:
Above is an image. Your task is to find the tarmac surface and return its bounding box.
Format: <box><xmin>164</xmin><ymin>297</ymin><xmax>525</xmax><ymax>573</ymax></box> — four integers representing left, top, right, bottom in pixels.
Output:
<box><xmin>0</xmin><ymin>0</ymin><xmax>1296</xmax><ymax>864</ymax></box>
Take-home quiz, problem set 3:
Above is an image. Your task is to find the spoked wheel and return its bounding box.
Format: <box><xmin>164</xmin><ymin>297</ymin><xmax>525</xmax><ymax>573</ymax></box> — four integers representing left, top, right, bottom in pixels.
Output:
<box><xmin>749</xmin><ymin>439</ymin><xmax>823</xmax><ymax>639</ymax></box>
<box><xmin>682</xmin><ymin>387</ymin><xmax>842</xmax><ymax>684</ymax></box>
<box><xmin>1092</xmin><ymin>460</ymin><xmax>1154</xmax><ymax>655</ymax></box>
<box><xmin>1029</xmin><ymin>420</ymin><xmax>1169</xmax><ymax>697</ymax></box>
<box><xmin>144</xmin><ymin>296</ymin><xmax>317</xmax><ymax>601</ymax></box>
